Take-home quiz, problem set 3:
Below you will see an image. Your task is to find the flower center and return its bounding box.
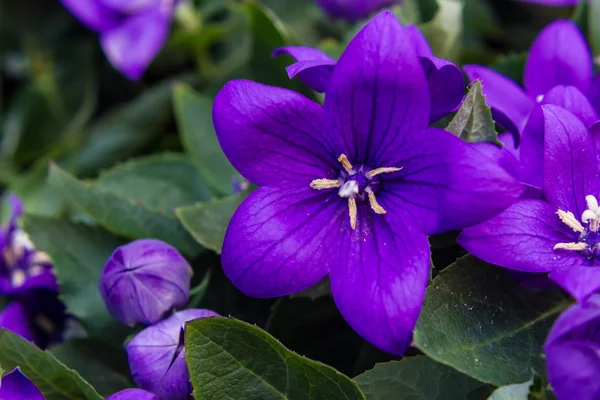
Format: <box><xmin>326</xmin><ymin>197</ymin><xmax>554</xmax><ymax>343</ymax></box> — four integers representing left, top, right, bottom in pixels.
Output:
<box><xmin>554</xmin><ymin>195</ymin><xmax>600</xmax><ymax>258</ymax></box>
<box><xmin>309</xmin><ymin>154</ymin><xmax>401</xmax><ymax>230</ymax></box>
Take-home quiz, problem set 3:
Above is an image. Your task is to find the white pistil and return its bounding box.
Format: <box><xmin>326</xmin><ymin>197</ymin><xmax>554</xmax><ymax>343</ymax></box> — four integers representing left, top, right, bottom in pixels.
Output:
<box><xmin>338</xmin><ymin>181</ymin><xmax>359</xmax><ymax>198</ymax></box>
<box><xmin>557</xmin><ymin>209</ymin><xmax>584</xmax><ymax>233</ymax></box>
<box><xmin>367</xmin><ymin>192</ymin><xmax>386</xmax><ymax>214</ymax></box>
<box><xmin>582</xmin><ymin>195</ymin><xmax>600</xmax><ymax>232</ymax></box>
<box><xmin>348</xmin><ymin>198</ymin><xmax>357</xmax><ymax>230</ymax></box>
<box><xmin>310</xmin><ymin>179</ymin><xmax>341</xmax><ymax>190</ymax></box>
<box><xmin>11</xmin><ymin>270</ymin><xmax>26</xmax><ymax>287</ymax></box>
<box><xmin>366</xmin><ymin>167</ymin><xmax>402</xmax><ymax>179</ymax></box>
<box><xmin>337</xmin><ymin>154</ymin><xmax>353</xmax><ymax>172</ymax></box>
<box><xmin>535</xmin><ymin>94</ymin><xmax>545</xmax><ymax>103</ymax></box>
<box><xmin>554</xmin><ymin>242</ymin><xmax>588</xmax><ymax>251</ymax></box>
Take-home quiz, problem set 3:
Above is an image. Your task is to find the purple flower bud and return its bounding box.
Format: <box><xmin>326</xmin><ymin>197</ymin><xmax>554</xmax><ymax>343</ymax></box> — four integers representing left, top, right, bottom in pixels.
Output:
<box><xmin>107</xmin><ymin>388</ymin><xmax>158</xmax><ymax>400</ymax></box>
<box><xmin>0</xmin><ymin>367</ymin><xmax>44</xmax><ymax>400</ymax></box>
<box><xmin>126</xmin><ymin>309</ymin><xmax>220</xmax><ymax>400</ymax></box>
<box><xmin>100</xmin><ymin>239</ymin><xmax>193</xmax><ymax>326</ymax></box>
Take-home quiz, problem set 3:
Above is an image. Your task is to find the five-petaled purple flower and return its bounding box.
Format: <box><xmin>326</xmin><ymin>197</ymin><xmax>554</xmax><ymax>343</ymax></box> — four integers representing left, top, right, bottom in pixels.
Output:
<box><xmin>315</xmin><ymin>0</ymin><xmax>401</xmax><ymax>21</ymax></box>
<box><xmin>459</xmin><ymin>105</ymin><xmax>600</xmax><ymax>303</ymax></box>
<box><xmin>213</xmin><ymin>11</ymin><xmax>523</xmax><ymax>355</ymax></box>
<box><xmin>544</xmin><ymin>294</ymin><xmax>600</xmax><ymax>400</ymax></box>
<box><xmin>59</xmin><ymin>0</ymin><xmax>181</xmax><ymax>80</ymax></box>
<box><xmin>0</xmin><ymin>367</ymin><xmax>44</xmax><ymax>400</ymax></box>
<box><xmin>126</xmin><ymin>309</ymin><xmax>220</xmax><ymax>400</ymax></box>
<box><xmin>100</xmin><ymin>239</ymin><xmax>193</xmax><ymax>326</ymax></box>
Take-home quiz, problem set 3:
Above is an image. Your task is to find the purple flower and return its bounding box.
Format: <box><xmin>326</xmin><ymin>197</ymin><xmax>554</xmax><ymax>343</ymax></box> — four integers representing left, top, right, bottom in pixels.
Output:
<box><xmin>273</xmin><ymin>23</ymin><xmax>464</xmax><ymax>124</ymax></box>
<box><xmin>0</xmin><ymin>195</ymin><xmax>57</xmax><ymax>295</ymax></box>
<box><xmin>107</xmin><ymin>388</ymin><xmax>158</xmax><ymax>400</ymax></box>
<box><xmin>59</xmin><ymin>0</ymin><xmax>180</xmax><ymax>80</ymax></box>
<box><xmin>458</xmin><ymin>105</ymin><xmax>600</xmax><ymax>302</ymax></box>
<box><xmin>100</xmin><ymin>239</ymin><xmax>193</xmax><ymax>326</ymax></box>
<box><xmin>126</xmin><ymin>309</ymin><xmax>220</xmax><ymax>400</ymax></box>
<box><xmin>315</xmin><ymin>0</ymin><xmax>401</xmax><ymax>21</ymax></box>
<box><xmin>213</xmin><ymin>12</ymin><xmax>522</xmax><ymax>355</ymax></box>
<box><xmin>0</xmin><ymin>367</ymin><xmax>44</xmax><ymax>400</ymax></box>
<box><xmin>464</xmin><ymin>20</ymin><xmax>594</xmax><ymax>138</ymax></box>
<box><xmin>544</xmin><ymin>295</ymin><xmax>600</xmax><ymax>400</ymax></box>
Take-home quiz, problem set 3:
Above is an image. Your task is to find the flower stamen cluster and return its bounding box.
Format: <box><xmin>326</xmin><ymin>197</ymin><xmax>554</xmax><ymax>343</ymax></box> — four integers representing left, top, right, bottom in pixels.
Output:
<box><xmin>554</xmin><ymin>195</ymin><xmax>600</xmax><ymax>258</ymax></box>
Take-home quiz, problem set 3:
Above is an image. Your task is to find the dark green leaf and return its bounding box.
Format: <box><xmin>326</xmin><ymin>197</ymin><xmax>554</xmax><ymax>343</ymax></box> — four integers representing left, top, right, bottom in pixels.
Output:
<box><xmin>47</xmin><ymin>163</ymin><xmax>202</xmax><ymax>256</ymax></box>
<box><xmin>185</xmin><ymin>317</ymin><xmax>366</xmax><ymax>400</ymax></box>
<box><xmin>419</xmin><ymin>0</ymin><xmax>463</xmax><ymax>62</ymax></box>
<box><xmin>446</xmin><ymin>80</ymin><xmax>501</xmax><ymax>145</ymax></box>
<box><xmin>175</xmin><ymin>191</ymin><xmax>248</xmax><ymax>253</ymax></box>
<box><xmin>173</xmin><ymin>83</ymin><xmax>236</xmax><ymax>196</ymax></box>
<box><xmin>414</xmin><ymin>255</ymin><xmax>572</xmax><ymax>386</ymax></box>
<box><xmin>51</xmin><ymin>339</ymin><xmax>133</xmax><ymax>398</ymax></box>
<box><xmin>23</xmin><ymin>215</ymin><xmax>131</xmax><ymax>344</ymax></box>
<box><xmin>589</xmin><ymin>0</ymin><xmax>600</xmax><ymax>55</ymax></box>
<box><xmin>491</xmin><ymin>53</ymin><xmax>527</xmax><ymax>84</ymax></box>
<box><xmin>354</xmin><ymin>357</ymin><xmax>492</xmax><ymax>400</ymax></box>
<box><xmin>187</xmin><ymin>269</ymin><xmax>212</xmax><ymax>309</ymax></box>
<box><xmin>0</xmin><ymin>330</ymin><xmax>102</xmax><ymax>400</ymax></box>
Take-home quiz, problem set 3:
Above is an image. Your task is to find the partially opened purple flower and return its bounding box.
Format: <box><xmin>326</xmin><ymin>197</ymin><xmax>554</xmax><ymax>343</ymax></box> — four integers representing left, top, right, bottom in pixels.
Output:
<box><xmin>100</xmin><ymin>239</ymin><xmax>193</xmax><ymax>326</ymax></box>
<box><xmin>213</xmin><ymin>12</ymin><xmax>522</xmax><ymax>355</ymax></box>
<box><xmin>107</xmin><ymin>388</ymin><xmax>158</xmax><ymax>400</ymax></box>
<box><xmin>459</xmin><ymin>105</ymin><xmax>600</xmax><ymax>302</ymax></box>
<box><xmin>126</xmin><ymin>309</ymin><xmax>220</xmax><ymax>400</ymax></box>
<box><xmin>544</xmin><ymin>295</ymin><xmax>600</xmax><ymax>400</ymax></box>
<box><xmin>59</xmin><ymin>0</ymin><xmax>180</xmax><ymax>80</ymax></box>
<box><xmin>464</xmin><ymin>19</ymin><xmax>593</xmax><ymax>137</ymax></box>
<box><xmin>0</xmin><ymin>195</ymin><xmax>56</xmax><ymax>295</ymax></box>
<box><xmin>0</xmin><ymin>367</ymin><xmax>44</xmax><ymax>400</ymax></box>
<box><xmin>273</xmin><ymin>23</ymin><xmax>464</xmax><ymax>123</ymax></box>
<box><xmin>315</xmin><ymin>0</ymin><xmax>401</xmax><ymax>21</ymax></box>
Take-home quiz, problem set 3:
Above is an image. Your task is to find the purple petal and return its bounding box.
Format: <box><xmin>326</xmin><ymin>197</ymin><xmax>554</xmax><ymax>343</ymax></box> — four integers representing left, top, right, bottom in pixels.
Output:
<box><xmin>524</xmin><ymin>20</ymin><xmax>592</xmax><ymax>99</ymax></box>
<box><xmin>126</xmin><ymin>309</ymin><xmax>219</xmax><ymax>400</ymax></box>
<box><xmin>329</xmin><ymin>207</ymin><xmax>430</xmax><ymax>355</ymax></box>
<box><xmin>100</xmin><ymin>239</ymin><xmax>193</xmax><ymax>326</ymax></box>
<box><xmin>323</xmin><ymin>11</ymin><xmax>430</xmax><ymax>166</ymax></box>
<box><xmin>100</xmin><ymin>9</ymin><xmax>171</xmax><ymax>80</ymax></box>
<box><xmin>106</xmin><ymin>388</ymin><xmax>158</xmax><ymax>400</ymax></box>
<box><xmin>59</xmin><ymin>0</ymin><xmax>120</xmax><ymax>31</ymax></box>
<box><xmin>273</xmin><ymin>47</ymin><xmax>336</xmax><ymax>93</ymax></box>
<box><xmin>472</xmin><ymin>142</ymin><xmax>522</xmax><ymax>180</ymax></box>
<box><xmin>421</xmin><ymin>56</ymin><xmax>465</xmax><ymax>123</ymax></box>
<box><xmin>221</xmin><ymin>186</ymin><xmax>344</xmax><ymax>298</ymax></box>
<box><xmin>405</xmin><ymin>24</ymin><xmax>433</xmax><ymax>57</ymax></box>
<box><xmin>588</xmin><ymin>74</ymin><xmax>600</xmax><ymax>115</ymax></box>
<box><xmin>0</xmin><ymin>368</ymin><xmax>44</xmax><ymax>400</ymax></box>
<box><xmin>0</xmin><ymin>302</ymin><xmax>36</xmax><ymax>344</ymax></box>
<box><xmin>99</xmin><ymin>0</ymin><xmax>161</xmax><ymax>14</ymax></box>
<box><xmin>550</xmin><ymin>267</ymin><xmax>600</xmax><ymax>303</ymax></box>
<box><xmin>591</xmin><ymin>121</ymin><xmax>600</xmax><ymax>166</ymax></box>
<box><xmin>499</xmin><ymin>132</ymin><xmax>520</xmax><ymax>159</ymax></box>
<box><xmin>463</xmin><ymin>65</ymin><xmax>534</xmax><ymax>136</ymax></box>
<box><xmin>380</xmin><ymin>128</ymin><xmax>523</xmax><ymax>235</ymax></box>
<box><xmin>213</xmin><ymin>80</ymin><xmax>337</xmax><ymax>187</ymax></box>
<box><xmin>315</xmin><ymin>0</ymin><xmax>399</xmax><ymax>21</ymax></box>
<box><xmin>542</xmin><ymin>105</ymin><xmax>599</xmax><ymax>218</ymax></box>
<box><xmin>458</xmin><ymin>200</ymin><xmax>581</xmax><ymax>273</ymax></box>
<box><xmin>543</xmin><ymin>85</ymin><xmax>599</xmax><ymax>128</ymax></box>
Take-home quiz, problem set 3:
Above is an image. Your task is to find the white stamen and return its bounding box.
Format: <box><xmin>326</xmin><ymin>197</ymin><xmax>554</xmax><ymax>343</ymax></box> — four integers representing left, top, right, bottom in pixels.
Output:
<box><xmin>368</xmin><ymin>192</ymin><xmax>387</xmax><ymax>214</ymax></box>
<box><xmin>554</xmin><ymin>242</ymin><xmax>588</xmax><ymax>251</ymax></box>
<box><xmin>366</xmin><ymin>167</ymin><xmax>403</xmax><ymax>179</ymax></box>
<box><xmin>582</xmin><ymin>210</ymin><xmax>597</xmax><ymax>224</ymax></box>
<box><xmin>30</xmin><ymin>251</ymin><xmax>52</xmax><ymax>266</ymax></box>
<box><xmin>557</xmin><ymin>209</ymin><xmax>584</xmax><ymax>233</ymax></box>
<box><xmin>28</xmin><ymin>265</ymin><xmax>44</xmax><ymax>277</ymax></box>
<box><xmin>11</xmin><ymin>270</ymin><xmax>26</xmax><ymax>287</ymax></box>
<box><xmin>310</xmin><ymin>179</ymin><xmax>340</xmax><ymax>190</ymax></box>
<box><xmin>337</xmin><ymin>154</ymin><xmax>353</xmax><ymax>172</ymax></box>
<box><xmin>338</xmin><ymin>181</ymin><xmax>359</xmax><ymax>198</ymax></box>
<box><xmin>587</xmin><ymin>195</ymin><xmax>599</xmax><ymax>213</ymax></box>
<box><xmin>348</xmin><ymin>198</ymin><xmax>357</xmax><ymax>230</ymax></box>
<box><xmin>13</xmin><ymin>230</ymin><xmax>35</xmax><ymax>250</ymax></box>
<box><xmin>536</xmin><ymin>94</ymin><xmax>545</xmax><ymax>103</ymax></box>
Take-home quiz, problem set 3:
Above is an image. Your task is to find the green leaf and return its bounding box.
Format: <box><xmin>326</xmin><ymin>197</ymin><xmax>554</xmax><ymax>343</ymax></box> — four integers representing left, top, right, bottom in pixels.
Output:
<box><xmin>491</xmin><ymin>53</ymin><xmax>527</xmax><ymax>84</ymax></box>
<box><xmin>589</xmin><ymin>0</ymin><xmax>600</xmax><ymax>55</ymax></box>
<box><xmin>354</xmin><ymin>357</ymin><xmax>492</xmax><ymax>400</ymax></box>
<box><xmin>0</xmin><ymin>330</ymin><xmax>102</xmax><ymax>400</ymax></box>
<box><xmin>48</xmin><ymin>162</ymin><xmax>202</xmax><ymax>256</ymax></box>
<box><xmin>487</xmin><ymin>380</ymin><xmax>532</xmax><ymax>400</ymax></box>
<box><xmin>176</xmin><ymin>191</ymin><xmax>249</xmax><ymax>253</ymax></box>
<box><xmin>51</xmin><ymin>339</ymin><xmax>133</xmax><ymax>398</ymax></box>
<box><xmin>185</xmin><ymin>317</ymin><xmax>366</xmax><ymax>400</ymax></box>
<box><xmin>23</xmin><ymin>215</ymin><xmax>131</xmax><ymax>344</ymax></box>
<box><xmin>446</xmin><ymin>80</ymin><xmax>501</xmax><ymax>145</ymax></box>
<box><xmin>419</xmin><ymin>0</ymin><xmax>463</xmax><ymax>62</ymax></box>
<box><xmin>173</xmin><ymin>83</ymin><xmax>236</xmax><ymax>196</ymax></box>
<box><xmin>414</xmin><ymin>255</ymin><xmax>572</xmax><ymax>386</ymax></box>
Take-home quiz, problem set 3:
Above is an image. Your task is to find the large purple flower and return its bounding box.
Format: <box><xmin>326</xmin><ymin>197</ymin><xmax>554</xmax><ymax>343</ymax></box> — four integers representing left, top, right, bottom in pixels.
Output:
<box><xmin>464</xmin><ymin>19</ymin><xmax>593</xmax><ymax>138</ymax></box>
<box><xmin>0</xmin><ymin>367</ymin><xmax>44</xmax><ymax>400</ymax></box>
<box><xmin>213</xmin><ymin>12</ymin><xmax>523</xmax><ymax>355</ymax></box>
<box><xmin>544</xmin><ymin>295</ymin><xmax>600</xmax><ymax>400</ymax></box>
<box><xmin>59</xmin><ymin>0</ymin><xmax>180</xmax><ymax>80</ymax></box>
<box><xmin>273</xmin><ymin>24</ymin><xmax>464</xmax><ymax>124</ymax></box>
<box><xmin>315</xmin><ymin>0</ymin><xmax>401</xmax><ymax>21</ymax></box>
<box><xmin>459</xmin><ymin>105</ymin><xmax>600</xmax><ymax>302</ymax></box>
<box><xmin>0</xmin><ymin>195</ymin><xmax>56</xmax><ymax>295</ymax></box>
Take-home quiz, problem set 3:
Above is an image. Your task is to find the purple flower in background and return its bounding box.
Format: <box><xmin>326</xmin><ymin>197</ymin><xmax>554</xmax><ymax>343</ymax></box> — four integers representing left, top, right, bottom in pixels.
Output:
<box><xmin>464</xmin><ymin>20</ymin><xmax>594</xmax><ymax>138</ymax></box>
<box><xmin>459</xmin><ymin>105</ymin><xmax>600</xmax><ymax>302</ymax></box>
<box><xmin>126</xmin><ymin>309</ymin><xmax>220</xmax><ymax>400</ymax></box>
<box><xmin>315</xmin><ymin>0</ymin><xmax>401</xmax><ymax>21</ymax></box>
<box><xmin>274</xmin><ymin>23</ymin><xmax>464</xmax><ymax>124</ymax></box>
<box><xmin>100</xmin><ymin>239</ymin><xmax>193</xmax><ymax>326</ymax></box>
<box><xmin>0</xmin><ymin>367</ymin><xmax>44</xmax><ymax>400</ymax></box>
<box><xmin>59</xmin><ymin>0</ymin><xmax>181</xmax><ymax>80</ymax></box>
<box><xmin>0</xmin><ymin>302</ymin><xmax>37</xmax><ymax>344</ymax></box>
<box><xmin>107</xmin><ymin>388</ymin><xmax>158</xmax><ymax>400</ymax></box>
<box><xmin>544</xmin><ymin>295</ymin><xmax>600</xmax><ymax>400</ymax></box>
<box><xmin>0</xmin><ymin>195</ymin><xmax>56</xmax><ymax>295</ymax></box>
<box><xmin>213</xmin><ymin>12</ymin><xmax>522</xmax><ymax>355</ymax></box>
<box><xmin>515</xmin><ymin>0</ymin><xmax>579</xmax><ymax>5</ymax></box>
